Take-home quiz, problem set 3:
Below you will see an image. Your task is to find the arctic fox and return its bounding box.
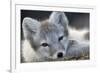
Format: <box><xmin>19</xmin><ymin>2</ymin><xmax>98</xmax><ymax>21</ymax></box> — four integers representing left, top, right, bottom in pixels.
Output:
<box><xmin>21</xmin><ymin>12</ymin><xmax>89</xmax><ymax>62</ymax></box>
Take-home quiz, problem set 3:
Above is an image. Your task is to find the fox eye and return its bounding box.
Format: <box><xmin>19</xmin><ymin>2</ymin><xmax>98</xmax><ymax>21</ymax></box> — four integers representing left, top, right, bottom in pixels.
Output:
<box><xmin>41</xmin><ymin>43</ymin><xmax>49</xmax><ymax>47</ymax></box>
<box><xmin>58</xmin><ymin>36</ymin><xmax>64</xmax><ymax>41</ymax></box>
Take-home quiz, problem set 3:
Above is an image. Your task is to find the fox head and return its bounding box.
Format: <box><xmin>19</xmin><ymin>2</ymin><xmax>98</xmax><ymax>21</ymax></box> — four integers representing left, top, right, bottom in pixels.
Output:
<box><xmin>22</xmin><ymin>12</ymin><xmax>69</xmax><ymax>60</ymax></box>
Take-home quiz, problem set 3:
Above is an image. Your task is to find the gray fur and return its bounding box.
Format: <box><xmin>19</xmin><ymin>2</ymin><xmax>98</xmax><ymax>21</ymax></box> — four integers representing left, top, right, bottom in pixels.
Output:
<box><xmin>22</xmin><ymin>12</ymin><xmax>89</xmax><ymax>62</ymax></box>
<box><xmin>66</xmin><ymin>40</ymin><xmax>89</xmax><ymax>57</ymax></box>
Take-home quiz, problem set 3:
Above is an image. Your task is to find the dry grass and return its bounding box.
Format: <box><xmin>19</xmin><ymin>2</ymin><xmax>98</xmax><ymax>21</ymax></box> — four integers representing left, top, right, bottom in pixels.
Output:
<box><xmin>64</xmin><ymin>54</ymin><xmax>89</xmax><ymax>61</ymax></box>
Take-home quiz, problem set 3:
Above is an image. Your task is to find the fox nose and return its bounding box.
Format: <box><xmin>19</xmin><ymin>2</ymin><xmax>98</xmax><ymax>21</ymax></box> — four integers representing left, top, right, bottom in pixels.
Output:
<box><xmin>57</xmin><ymin>52</ymin><xmax>63</xmax><ymax>58</ymax></box>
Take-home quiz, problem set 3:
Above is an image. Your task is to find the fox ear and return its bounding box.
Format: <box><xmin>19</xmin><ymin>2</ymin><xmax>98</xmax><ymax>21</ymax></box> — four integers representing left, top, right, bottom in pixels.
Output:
<box><xmin>49</xmin><ymin>12</ymin><xmax>69</xmax><ymax>28</ymax></box>
<box><xmin>22</xmin><ymin>17</ymin><xmax>40</xmax><ymax>39</ymax></box>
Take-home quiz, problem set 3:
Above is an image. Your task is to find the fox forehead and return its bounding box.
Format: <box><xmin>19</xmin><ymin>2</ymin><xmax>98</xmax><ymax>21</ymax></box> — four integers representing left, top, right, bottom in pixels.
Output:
<box><xmin>40</xmin><ymin>20</ymin><xmax>64</xmax><ymax>33</ymax></box>
<box><xmin>40</xmin><ymin>19</ymin><xmax>69</xmax><ymax>38</ymax></box>
<box><xmin>41</xmin><ymin>19</ymin><xmax>49</xmax><ymax>29</ymax></box>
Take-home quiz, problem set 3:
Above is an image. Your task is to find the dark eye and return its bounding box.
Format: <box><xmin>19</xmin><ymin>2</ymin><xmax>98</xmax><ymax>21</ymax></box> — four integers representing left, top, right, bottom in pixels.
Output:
<box><xmin>41</xmin><ymin>43</ymin><xmax>49</xmax><ymax>47</ymax></box>
<box><xmin>58</xmin><ymin>36</ymin><xmax>64</xmax><ymax>41</ymax></box>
